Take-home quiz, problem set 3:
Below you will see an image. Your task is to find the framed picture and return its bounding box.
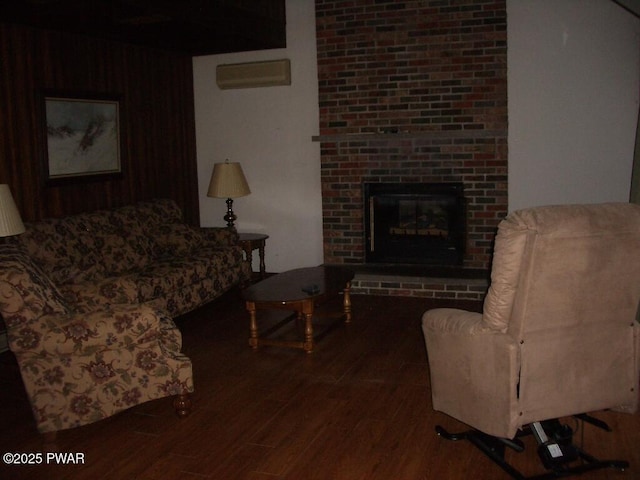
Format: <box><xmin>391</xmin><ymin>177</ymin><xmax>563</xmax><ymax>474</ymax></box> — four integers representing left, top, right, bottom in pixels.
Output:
<box><xmin>42</xmin><ymin>92</ymin><xmax>122</xmax><ymax>182</ymax></box>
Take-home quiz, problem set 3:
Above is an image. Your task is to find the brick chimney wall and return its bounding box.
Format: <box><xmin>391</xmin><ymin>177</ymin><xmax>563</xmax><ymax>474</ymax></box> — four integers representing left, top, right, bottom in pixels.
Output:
<box><xmin>315</xmin><ymin>0</ymin><xmax>508</xmax><ymax>270</ymax></box>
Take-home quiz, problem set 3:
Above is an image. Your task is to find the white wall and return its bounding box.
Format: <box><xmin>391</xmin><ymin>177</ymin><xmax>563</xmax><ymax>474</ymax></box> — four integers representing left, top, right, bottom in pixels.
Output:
<box><xmin>508</xmin><ymin>0</ymin><xmax>640</xmax><ymax>211</ymax></box>
<box><xmin>193</xmin><ymin>0</ymin><xmax>322</xmax><ymax>273</ymax></box>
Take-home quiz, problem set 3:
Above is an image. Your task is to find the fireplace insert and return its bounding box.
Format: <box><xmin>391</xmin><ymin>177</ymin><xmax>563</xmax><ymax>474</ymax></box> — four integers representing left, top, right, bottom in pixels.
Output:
<box><xmin>364</xmin><ymin>182</ymin><xmax>465</xmax><ymax>266</ymax></box>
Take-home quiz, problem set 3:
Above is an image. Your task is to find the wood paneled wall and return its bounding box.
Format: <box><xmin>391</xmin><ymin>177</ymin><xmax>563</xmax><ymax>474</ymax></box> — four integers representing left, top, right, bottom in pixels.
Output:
<box><xmin>0</xmin><ymin>23</ymin><xmax>200</xmax><ymax>225</ymax></box>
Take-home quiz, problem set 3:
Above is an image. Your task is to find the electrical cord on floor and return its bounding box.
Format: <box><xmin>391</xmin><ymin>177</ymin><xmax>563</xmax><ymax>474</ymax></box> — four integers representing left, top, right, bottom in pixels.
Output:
<box><xmin>569</xmin><ymin>416</ymin><xmax>586</xmax><ymax>466</ymax></box>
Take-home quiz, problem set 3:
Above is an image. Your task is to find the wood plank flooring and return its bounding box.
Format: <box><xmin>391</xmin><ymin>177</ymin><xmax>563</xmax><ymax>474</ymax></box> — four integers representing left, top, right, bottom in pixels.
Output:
<box><xmin>0</xmin><ymin>291</ymin><xmax>639</xmax><ymax>479</ymax></box>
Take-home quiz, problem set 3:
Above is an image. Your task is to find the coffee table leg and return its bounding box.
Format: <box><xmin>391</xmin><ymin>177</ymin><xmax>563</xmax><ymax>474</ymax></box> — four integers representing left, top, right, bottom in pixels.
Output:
<box><xmin>300</xmin><ymin>300</ymin><xmax>315</xmax><ymax>353</ymax></box>
<box><xmin>303</xmin><ymin>311</ymin><xmax>314</xmax><ymax>353</ymax></box>
<box><xmin>247</xmin><ymin>301</ymin><xmax>259</xmax><ymax>350</ymax></box>
<box><xmin>343</xmin><ymin>281</ymin><xmax>352</xmax><ymax>323</ymax></box>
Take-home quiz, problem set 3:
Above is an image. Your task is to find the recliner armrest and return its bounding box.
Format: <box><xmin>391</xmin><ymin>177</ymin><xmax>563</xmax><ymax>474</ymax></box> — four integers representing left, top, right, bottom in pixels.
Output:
<box><xmin>422</xmin><ymin>308</ymin><xmax>490</xmax><ymax>335</ymax></box>
<box><xmin>422</xmin><ymin>308</ymin><xmax>521</xmax><ymax>438</ymax></box>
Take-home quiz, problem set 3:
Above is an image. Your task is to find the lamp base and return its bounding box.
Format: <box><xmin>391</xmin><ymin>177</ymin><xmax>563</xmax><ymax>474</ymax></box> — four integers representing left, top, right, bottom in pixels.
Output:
<box><xmin>224</xmin><ymin>198</ymin><xmax>237</xmax><ymax>227</ymax></box>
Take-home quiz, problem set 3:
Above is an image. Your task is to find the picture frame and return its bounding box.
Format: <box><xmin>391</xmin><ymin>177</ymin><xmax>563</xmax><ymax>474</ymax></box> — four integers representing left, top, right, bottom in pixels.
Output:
<box><xmin>42</xmin><ymin>91</ymin><xmax>123</xmax><ymax>183</ymax></box>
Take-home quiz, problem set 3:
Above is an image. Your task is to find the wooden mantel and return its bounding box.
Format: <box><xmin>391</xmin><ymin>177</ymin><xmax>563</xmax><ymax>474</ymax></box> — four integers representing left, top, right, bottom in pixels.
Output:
<box><xmin>312</xmin><ymin>130</ymin><xmax>507</xmax><ymax>142</ymax></box>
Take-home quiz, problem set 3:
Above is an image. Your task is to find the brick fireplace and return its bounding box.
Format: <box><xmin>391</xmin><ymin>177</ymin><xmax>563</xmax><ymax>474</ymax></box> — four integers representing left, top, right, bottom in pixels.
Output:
<box><xmin>314</xmin><ymin>0</ymin><xmax>508</xmax><ymax>299</ymax></box>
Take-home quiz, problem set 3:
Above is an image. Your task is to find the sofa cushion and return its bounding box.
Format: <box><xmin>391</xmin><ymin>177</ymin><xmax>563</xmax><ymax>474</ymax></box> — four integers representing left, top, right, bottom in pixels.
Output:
<box><xmin>102</xmin><ymin>207</ymin><xmax>155</xmax><ymax>254</ymax></box>
<box><xmin>80</xmin><ymin>209</ymin><xmax>154</xmax><ymax>276</ymax></box>
<box><xmin>93</xmin><ymin>232</ymin><xmax>151</xmax><ymax>275</ymax></box>
<box><xmin>133</xmin><ymin>199</ymin><xmax>184</xmax><ymax>226</ymax></box>
<box><xmin>20</xmin><ymin>219</ymin><xmax>105</xmax><ymax>285</ymax></box>
<box><xmin>201</xmin><ymin>227</ymin><xmax>239</xmax><ymax>247</ymax></box>
<box><xmin>134</xmin><ymin>246</ymin><xmax>245</xmax><ymax>302</ymax></box>
<box><xmin>150</xmin><ymin>224</ymin><xmax>205</xmax><ymax>257</ymax></box>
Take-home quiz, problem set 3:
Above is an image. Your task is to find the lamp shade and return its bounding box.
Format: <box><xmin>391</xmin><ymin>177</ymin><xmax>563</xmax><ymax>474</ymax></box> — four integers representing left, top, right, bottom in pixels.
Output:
<box><xmin>0</xmin><ymin>184</ymin><xmax>25</xmax><ymax>237</ymax></box>
<box><xmin>207</xmin><ymin>161</ymin><xmax>251</xmax><ymax>199</ymax></box>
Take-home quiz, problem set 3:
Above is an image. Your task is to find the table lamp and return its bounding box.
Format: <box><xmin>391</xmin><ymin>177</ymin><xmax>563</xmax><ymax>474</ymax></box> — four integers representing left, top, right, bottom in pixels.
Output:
<box><xmin>207</xmin><ymin>160</ymin><xmax>251</xmax><ymax>227</ymax></box>
<box><xmin>0</xmin><ymin>184</ymin><xmax>25</xmax><ymax>238</ymax></box>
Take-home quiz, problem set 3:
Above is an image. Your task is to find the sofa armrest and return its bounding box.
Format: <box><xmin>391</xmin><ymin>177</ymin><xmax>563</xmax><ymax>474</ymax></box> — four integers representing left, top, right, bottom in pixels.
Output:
<box><xmin>200</xmin><ymin>227</ymin><xmax>239</xmax><ymax>247</ymax></box>
<box><xmin>60</xmin><ymin>276</ymin><xmax>140</xmax><ymax>312</ymax></box>
<box><xmin>8</xmin><ymin>304</ymin><xmax>166</xmax><ymax>356</ymax></box>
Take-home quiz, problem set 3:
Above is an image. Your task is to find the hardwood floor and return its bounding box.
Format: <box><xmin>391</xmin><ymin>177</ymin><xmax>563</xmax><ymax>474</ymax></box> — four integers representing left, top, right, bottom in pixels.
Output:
<box><xmin>1</xmin><ymin>291</ymin><xmax>639</xmax><ymax>479</ymax></box>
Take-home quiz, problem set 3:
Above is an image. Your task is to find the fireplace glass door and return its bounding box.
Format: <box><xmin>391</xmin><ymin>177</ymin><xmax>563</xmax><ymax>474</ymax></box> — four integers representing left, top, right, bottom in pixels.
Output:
<box><xmin>364</xmin><ymin>183</ymin><xmax>465</xmax><ymax>266</ymax></box>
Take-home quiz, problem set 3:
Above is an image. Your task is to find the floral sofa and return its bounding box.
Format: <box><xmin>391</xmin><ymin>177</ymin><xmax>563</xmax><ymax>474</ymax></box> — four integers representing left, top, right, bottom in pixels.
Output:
<box><xmin>0</xmin><ymin>199</ymin><xmax>251</xmax><ymax>434</ymax></box>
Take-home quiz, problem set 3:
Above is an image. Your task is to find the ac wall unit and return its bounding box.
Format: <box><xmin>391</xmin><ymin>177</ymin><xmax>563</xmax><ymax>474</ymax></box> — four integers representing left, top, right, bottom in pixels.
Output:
<box><xmin>216</xmin><ymin>59</ymin><xmax>291</xmax><ymax>89</ymax></box>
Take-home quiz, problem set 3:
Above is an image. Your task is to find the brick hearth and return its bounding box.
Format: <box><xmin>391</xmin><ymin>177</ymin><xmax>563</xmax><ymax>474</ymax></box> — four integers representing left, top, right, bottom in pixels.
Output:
<box><xmin>314</xmin><ymin>0</ymin><xmax>507</xmax><ymax>297</ymax></box>
<box><xmin>350</xmin><ymin>272</ymin><xmax>489</xmax><ymax>301</ymax></box>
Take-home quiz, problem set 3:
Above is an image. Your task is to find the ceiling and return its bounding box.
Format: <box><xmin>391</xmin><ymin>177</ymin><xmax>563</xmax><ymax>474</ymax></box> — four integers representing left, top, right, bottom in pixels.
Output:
<box><xmin>1</xmin><ymin>1</ymin><xmax>636</xmax><ymax>56</ymax></box>
<box><xmin>0</xmin><ymin>0</ymin><xmax>287</xmax><ymax>56</ymax></box>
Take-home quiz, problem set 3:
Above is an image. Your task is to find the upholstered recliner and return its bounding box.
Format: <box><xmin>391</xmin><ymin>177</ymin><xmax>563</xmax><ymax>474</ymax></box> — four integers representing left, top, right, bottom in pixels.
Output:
<box><xmin>0</xmin><ymin>244</ymin><xmax>193</xmax><ymax>434</ymax></box>
<box><xmin>422</xmin><ymin>203</ymin><xmax>640</xmax><ymax>478</ymax></box>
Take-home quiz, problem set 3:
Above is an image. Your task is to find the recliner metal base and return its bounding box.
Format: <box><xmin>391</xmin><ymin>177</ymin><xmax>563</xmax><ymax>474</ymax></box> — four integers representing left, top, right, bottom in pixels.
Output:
<box><xmin>436</xmin><ymin>415</ymin><xmax>629</xmax><ymax>479</ymax></box>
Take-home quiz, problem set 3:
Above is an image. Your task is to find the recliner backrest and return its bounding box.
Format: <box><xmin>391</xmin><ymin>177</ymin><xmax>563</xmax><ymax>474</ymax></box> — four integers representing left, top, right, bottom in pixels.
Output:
<box><xmin>488</xmin><ymin>203</ymin><xmax>640</xmax><ymax>425</ymax></box>
<box><xmin>505</xmin><ymin>203</ymin><xmax>640</xmax><ymax>339</ymax></box>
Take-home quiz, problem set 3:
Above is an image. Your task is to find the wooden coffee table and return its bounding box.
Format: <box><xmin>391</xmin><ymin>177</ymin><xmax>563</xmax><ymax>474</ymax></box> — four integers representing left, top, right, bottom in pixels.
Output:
<box><xmin>242</xmin><ymin>266</ymin><xmax>354</xmax><ymax>353</ymax></box>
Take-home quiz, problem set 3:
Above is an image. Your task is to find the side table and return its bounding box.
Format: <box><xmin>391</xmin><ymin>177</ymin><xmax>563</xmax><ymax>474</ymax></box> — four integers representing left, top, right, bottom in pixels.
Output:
<box><xmin>239</xmin><ymin>233</ymin><xmax>269</xmax><ymax>279</ymax></box>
